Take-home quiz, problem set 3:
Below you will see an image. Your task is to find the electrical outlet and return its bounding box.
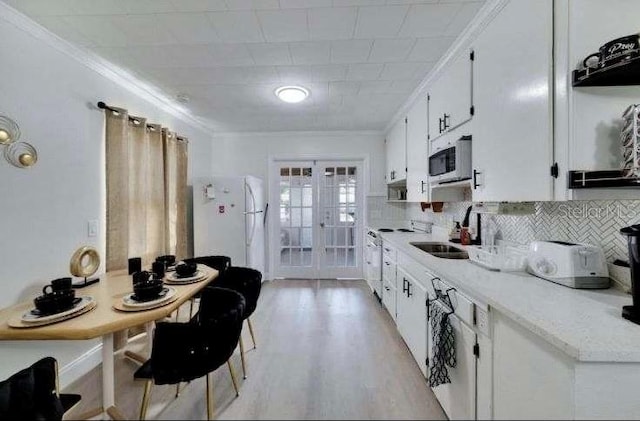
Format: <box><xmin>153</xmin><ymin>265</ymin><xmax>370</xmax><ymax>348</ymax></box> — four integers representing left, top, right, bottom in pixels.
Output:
<box><xmin>88</xmin><ymin>219</ymin><xmax>98</xmax><ymax>237</ymax></box>
<box><xmin>476</xmin><ymin>307</ymin><xmax>490</xmax><ymax>336</ymax></box>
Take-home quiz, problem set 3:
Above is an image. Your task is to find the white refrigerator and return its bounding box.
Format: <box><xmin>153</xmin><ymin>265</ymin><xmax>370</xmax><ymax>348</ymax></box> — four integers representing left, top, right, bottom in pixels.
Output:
<box><xmin>193</xmin><ymin>176</ymin><xmax>266</xmax><ymax>277</ymax></box>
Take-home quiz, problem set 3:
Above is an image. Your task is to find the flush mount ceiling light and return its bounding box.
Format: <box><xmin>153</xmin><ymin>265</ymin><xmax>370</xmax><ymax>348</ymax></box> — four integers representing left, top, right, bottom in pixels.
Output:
<box><xmin>275</xmin><ymin>86</ymin><xmax>309</xmax><ymax>103</ymax></box>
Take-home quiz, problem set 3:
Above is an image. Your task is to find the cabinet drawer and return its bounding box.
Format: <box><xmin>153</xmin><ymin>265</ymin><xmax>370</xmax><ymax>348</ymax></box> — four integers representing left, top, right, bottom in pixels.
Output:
<box><xmin>433</xmin><ymin>278</ymin><xmax>475</xmax><ymax>327</ymax></box>
<box><xmin>382</xmin><ymin>279</ymin><xmax>397</xmax><ymax>321</ymax></box>
<box><xmin>382</xmin><ymin>242</ymin><xmax>397</xmax><ymax>261</ymax></box>
<box><xmin>382</xmin><ymin>256</ymin><xmax>396</xmax><ymax>283</ymax></box>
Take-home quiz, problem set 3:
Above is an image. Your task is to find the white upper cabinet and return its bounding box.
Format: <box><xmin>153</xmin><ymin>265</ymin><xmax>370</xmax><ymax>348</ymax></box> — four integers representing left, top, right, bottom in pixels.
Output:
<box><xmin>554</xmin><ymin>0</ymin><xmax>640</xmax><ymax>200</ymax></box>
<box><xmin>385</xmin><ymin>118</ymin><xmax>407</xmax><ymax>184</ymax></box>
<box><xmin>406</xmin><ymin>97</ymin><xmax>429</xmax><ymax>202</ymax></box>
<box><xmin>471</xmin><ymin>0</ymin><xmax>554</xmax><ymax>202</ymax></box>
<box><xmin>428</xmin><ymin>50</ymin><xmax>474</xmax><ymax>142</ymax></box>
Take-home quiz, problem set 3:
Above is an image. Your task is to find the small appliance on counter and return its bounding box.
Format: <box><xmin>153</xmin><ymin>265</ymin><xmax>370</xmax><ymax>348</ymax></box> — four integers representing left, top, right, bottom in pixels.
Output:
<box><xmin>620</xmin><ymin>224</ymin><xmax>640</xmax><ymax>325</ymax></box>
<box><xmin>526</xmin><ymin>241</ymin><xmax>610</xmax><ymax>289</ymax></box>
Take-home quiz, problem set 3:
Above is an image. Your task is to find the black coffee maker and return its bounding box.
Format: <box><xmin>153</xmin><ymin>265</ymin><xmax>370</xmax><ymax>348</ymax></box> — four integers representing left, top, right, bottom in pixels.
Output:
<box><xmin>620</xmin><ymin>224</ymin><xmax>640</xmax><ymax>324</ymax></box>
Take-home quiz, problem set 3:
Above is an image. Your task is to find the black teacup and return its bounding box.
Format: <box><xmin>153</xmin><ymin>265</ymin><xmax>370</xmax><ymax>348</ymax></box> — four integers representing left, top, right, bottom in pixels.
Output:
<box><xmin>175</xmin><ymin>262</ymin><xmax>197</xmax><ymax>278</ymax></box>
<box><xmin>133</xmin><ymin>278</ymin><xmax>164</xmax><ymax>302</ymax></box>
<box><xmin>132</xmin><ymin>270</ymin><xmax>152</xmax><ymax>285</ymax></box>
<box><xmin>34</xmin><ymin>289</ymin><xmax>76</xmax><ymax>315</ymax></box>
<box><xmin>42</xmin><ymin>277</ymin><xmax>72</xmax><ymax>295</ymax></box>
<box><xmin>156</xmin><ymin>255</ymin><xmax>176</xmax><ymax>267</ymax></box>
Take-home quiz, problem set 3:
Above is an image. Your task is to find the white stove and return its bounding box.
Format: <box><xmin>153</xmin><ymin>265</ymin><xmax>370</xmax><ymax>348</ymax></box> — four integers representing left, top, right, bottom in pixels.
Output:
<box><xmin>364</xmin><ymin>221</ymin><xmax>432</xmax><ymax>300</ymax></box>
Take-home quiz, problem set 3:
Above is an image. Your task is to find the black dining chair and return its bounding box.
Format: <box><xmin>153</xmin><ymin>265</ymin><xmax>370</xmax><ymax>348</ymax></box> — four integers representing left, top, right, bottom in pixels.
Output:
<box><xmin>135</xmin><ymin>287</ymin><xmax>245</xmax><ymax>420</ymax></box>
<box><xmin>0</xmin><ymin>356</ymin><xmax>81</xmax><ymax>420</ymax></box>
<box><xmin>210</xmin><ymin>266</ymin><xmax>262</xmax><ymax>379</ymax></box>
<box><xmin>182</xmin><ymin>256</ymin><xmax>232</xmax><ymax>319</ymax></box>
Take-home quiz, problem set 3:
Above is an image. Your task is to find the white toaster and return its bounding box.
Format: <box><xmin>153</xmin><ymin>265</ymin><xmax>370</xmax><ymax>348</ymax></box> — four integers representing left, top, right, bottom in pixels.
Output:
<box><xmin>527</xmin><ymin>240</ymin><xmax>610</xmax><ymax>289</ymax></box>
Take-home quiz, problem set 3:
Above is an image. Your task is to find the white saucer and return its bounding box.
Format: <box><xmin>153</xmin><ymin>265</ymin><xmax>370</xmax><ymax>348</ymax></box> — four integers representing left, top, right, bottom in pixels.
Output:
<box><xmin>165</xmin><ymin>270</ymin><xmax>206</xmax><ymax>284</ymax></box>
<box><xmin>122</xmin><ymin>287</ymin><xmax>177</xmax><ymax>308</ymax></box>
<box><xmin>22</xmin><ymin>296</ymin><xmax>94</xmax><ymax>323</ymax></box>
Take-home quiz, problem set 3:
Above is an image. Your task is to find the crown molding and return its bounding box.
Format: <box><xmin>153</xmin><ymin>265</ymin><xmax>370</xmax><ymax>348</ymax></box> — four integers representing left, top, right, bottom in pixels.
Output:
<box><xmin>213</xmin><ymin>130</ymin><xmax>384</xmax><ymax>139</ymax></box>
<box><xmin>384</xmin><ymin>0</ymin><xmax>510</xmax><ymax>133</ymax></box>
<box><xmin>0</xmin><ymin>2</ymin><xmax>217</xmax><ymax>136</ymax></box>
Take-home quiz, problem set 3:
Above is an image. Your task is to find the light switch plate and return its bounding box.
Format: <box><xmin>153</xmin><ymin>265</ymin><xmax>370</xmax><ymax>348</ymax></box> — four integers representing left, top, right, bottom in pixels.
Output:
<box><xmin>88</xmin><ymin>219</ymin><xmax>98</xmax><ymax>237</ymax></box>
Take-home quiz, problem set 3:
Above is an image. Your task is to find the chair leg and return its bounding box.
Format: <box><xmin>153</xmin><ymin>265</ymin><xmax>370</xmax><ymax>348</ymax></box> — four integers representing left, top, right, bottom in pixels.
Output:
<box><xmin>189</xmin><ymin>298</ymin><xmax>195</xmax><ymax>319</ymax></box>
<box><xmin>206</xmin><ymin>373</ymin><xmax>214</xmax><ymax>420</ymax></box>
<box><xmin>174</xmin><ymin>306</ymin><xmax>180</xmax><ymax>322</ymax></box>
<box><xmin>227</xmin><ymin>360</ymin><xmax>240</xmax><ymax>397</ymax></box>
<box><xmin>139</xmin><ymin>380</ymin><xmax>153</xmax><ymax>421</ymax></box>
<box><xmin>175</xmin><ymin>382</ymin><xmax>181</xmax><ymax>398</ymax></box>
<box><xmin>247</xmin><ymin>318</ymin><xmax>257</xmax><ymax>349</ymax></box>
<box><xmin>239</xmin><ymin>336</ymin><xmax>247</xmax><ymax>379</ymax></box>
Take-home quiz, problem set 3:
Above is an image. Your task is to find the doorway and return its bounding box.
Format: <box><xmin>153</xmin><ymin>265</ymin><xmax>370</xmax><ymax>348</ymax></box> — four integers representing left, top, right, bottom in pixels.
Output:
<box><xmin>271</xmin><ymin>160</ymin><xmax>363</xmax><ymax>279</ymax></box>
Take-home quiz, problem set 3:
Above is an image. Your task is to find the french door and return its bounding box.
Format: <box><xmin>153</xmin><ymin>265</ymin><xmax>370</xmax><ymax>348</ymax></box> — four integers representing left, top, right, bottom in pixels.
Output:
<box><xmin>273</xmin><ymin>160</ymin><xmax>363</xmax><ymax>279</ymax></box>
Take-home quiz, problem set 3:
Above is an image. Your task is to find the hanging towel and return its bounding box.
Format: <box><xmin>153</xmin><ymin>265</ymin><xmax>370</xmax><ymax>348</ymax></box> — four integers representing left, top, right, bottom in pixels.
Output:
<box><xmin>428</xmin><ymin>300</ymin><xmax>456</xmax><ymax>388</ymax></box>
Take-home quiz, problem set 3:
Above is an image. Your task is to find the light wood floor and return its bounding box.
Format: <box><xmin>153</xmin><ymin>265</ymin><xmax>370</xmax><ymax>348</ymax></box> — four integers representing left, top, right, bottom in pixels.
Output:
<box><xmin>64</xmin><ymin>280</ymin><xmax>446</xmax><ymax>420</ymax></box>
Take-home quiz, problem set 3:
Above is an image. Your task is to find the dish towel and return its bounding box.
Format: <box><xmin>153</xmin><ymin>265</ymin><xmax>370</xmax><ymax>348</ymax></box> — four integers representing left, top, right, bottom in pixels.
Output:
<box><xmin>428</xmin><ymin>300</ymin><xmax>456</xmax><ymax>388</ymax></box>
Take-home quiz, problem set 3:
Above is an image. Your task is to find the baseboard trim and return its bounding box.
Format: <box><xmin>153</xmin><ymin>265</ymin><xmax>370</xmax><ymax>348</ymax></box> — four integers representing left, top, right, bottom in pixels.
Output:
<box><xmin>58</xmin><ymin>343</ymin><xmax>102</xmax><ymax>390</ymax></box>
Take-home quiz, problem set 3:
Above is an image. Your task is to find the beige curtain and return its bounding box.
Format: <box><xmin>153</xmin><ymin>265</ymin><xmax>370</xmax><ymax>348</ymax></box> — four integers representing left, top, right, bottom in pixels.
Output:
<box><xmin>105</xmin><ymin>108</ymin><xmax>188</xmax><ymax>271</ymax></box>
<box><xmin>163</xmin><ymin>129</ymin><xmax>188</xmax><ymax>260</ymax></box>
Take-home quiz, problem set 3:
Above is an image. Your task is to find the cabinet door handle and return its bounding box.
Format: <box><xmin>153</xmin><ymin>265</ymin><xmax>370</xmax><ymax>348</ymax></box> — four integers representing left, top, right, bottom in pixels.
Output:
<box><xmin>402</xmin><ymin>278</ymin><xmax>409</xmax><ymax>294</ymax></box>
<box><xmin>473</xmin><ymin>169</ymin><xmax>482</xmax><ymax>189</ymax></box>
<box><xmin>385</xmin><ymin>286</ymin><xmax>390</xmax><ymax>291</ymax></box>
<box><xmin>407</xmin><ymin>281</ymin><xmax>413</xmax><ymax>297</ymax></box>
<box><xmin>421</xmin><ymin>180</ymin><xmax>426</xmax><ymax>194</ymax></box>
<box><xmin>438</xmin><ymin>117</ymin><xmax>444</xmax><ymax>134</ymax></box>
<box><xmin>443</xmin><ymin>113</ymin><xmax>450</xmax><ymax>131</ymax></box>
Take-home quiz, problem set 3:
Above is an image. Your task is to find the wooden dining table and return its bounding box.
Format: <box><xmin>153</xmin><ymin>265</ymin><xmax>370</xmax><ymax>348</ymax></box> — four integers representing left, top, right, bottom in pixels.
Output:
<box><xmin>0</xmin><ymin>264</ymin><xmax>218</xmax><ymax>420</ymax></box>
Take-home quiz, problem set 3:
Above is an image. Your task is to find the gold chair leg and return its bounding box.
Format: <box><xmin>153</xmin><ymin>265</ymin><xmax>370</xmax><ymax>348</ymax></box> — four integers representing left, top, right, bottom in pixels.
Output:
<box><xmin>239</xmin><ymin>336</ymin><xmax>247</xmax><ymax>379</ymax></box>
<box><xmin>247</xmin><ymin>318</ymin><xmax>257</xmax><ymax>349</ymax></box>
<box><xmin>139</xmin><ymin>380</ymin><xmax>153</xmax><ymax>421</ymax></box>
<box><xmin>227</xmin><ymin>360</ymin><xmax>240</xmax><ymax>397</ymax></box>
<box><xmin>206</xmin><ymin>373</ymin><xmax>214</xmax><ymax>420</ymax></box>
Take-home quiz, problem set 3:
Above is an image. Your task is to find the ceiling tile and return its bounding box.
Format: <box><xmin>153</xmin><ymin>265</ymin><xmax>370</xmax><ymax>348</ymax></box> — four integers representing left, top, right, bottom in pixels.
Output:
<box><xmin>63</xmin><ymin>15</ymin><xmax>131</xmax><ymax>47</ymax></box>
<box><xmin>308</xmin><ymin>7</ymin><xmax>358</xmax><ymax>40</ymax></box>
<box><xmin>379</xmin><ymin>62</ymin><xmax>425</xmax><ymax>80</ymax></box>
<box><xmin>332</xmin><ymin>0</ymin><xmax>385</xmax><ymax>6</ymax></box>
<box><xmin>112</xmin><ymin>15</ymin><xmax>178</xmax><ymax>46</ymax></box>
<box><xmin>445</xmin><ymin>1</ymin><xmax>484</xmax><ymax>36</ymax></box>
<box><xmin>247</xmin><ymin>43</ymin><xmax>292</xmax><ymax>65</ymax></box>
<box><xmin>224</xmin><ymin>0</ymin><xmax>280</xmax><ymax>10</ymax></box>
<box><xmin>170</xmin><ymin>0</ymin><xmax>228</xmax><ymax>12</ymax></box>
<box><xmin>63</xmin><ymin>0</ymin><xmax>130</xmax><ymax>15</ymax></box>
<box><xmin>330</xmin><ymin>39</ymin><xmax>373</xmax><ymax>63</ymax></box>
<box><xmin>280</xmin><ymin>0</ymin><xmax>333</xmax><ymax>7</ymax></box>
<box><xmin>3</xmin><ymin>0</ymin><xmax>78</xmax><ymax>16</ymax></box>
<box><xmin>358</xmin><ymin>80</ymin><xmax>393</xmax><ymax>94</ymax></box>
<box><xmin>276</xmin><ymin>65</ymin><xmax>314</xmax><ymax>84</ymax></box>
<box><xmin>257</xmin><ymin>9</ymin><xmax>309</xmax><ymax>42</ymax></box>
<box><xmin>389</xmin><ymin>79</ymin><xmax>421</xmax><ymax>94</ymax></box>
<box><xmin>368</xmin><ymin>38</ymin><xmax>415</xmax><ymax>62</ymax></box>
<box><xmin>36</xmin><ymin>16</ymin><xmax>95</xmax><ymax>47</ymax></box>
<box><xmin>207</xmin><ymin>44</ymin><xmax>255</xmax><ymax>66</ymax></box>
<box><xmin>399</xmin><ymin>3</ymin><xmax>462</xmax><ymax>38</ymax></box>
<box><xmin>407</xmin><ymin>37</ymin><xmax>455</xmax><ymax>62</ymax></box>
<box><xmin>329</xmin><ymin>81</ymin><xmax>360</xmax><ymax>97</ymax></box>
<box><xmin>122</xmin><ymin>0</ymin><xmax>177</xmax><ymax>14</ymax></box>
<box><xmin>312</xmin><ymin>64</ymin><xmax>349</xmax><ymax>81</ymax></box>
<box><xmin>289</xmin><ymin>41</ymin><xmax>331</xmax><ymax>65</ymax></box>
<box><xmin>354</xmin><ymin>5</ymin><xmax>408</xmax><ymax>39</ymax></box>
<box><xmin>346</xmin><ymin>63</ymin><xmax>383</xmax><ymax>80</ymax></box>
<box><xmin>208</xmin><ymin>11</ymin><xmax>264</xmax><ymax>42</ymax></box>
<box><xmin>160</xmin><ymin>13</ymin><xmax>220</xmax><ymax>44</ymax></box>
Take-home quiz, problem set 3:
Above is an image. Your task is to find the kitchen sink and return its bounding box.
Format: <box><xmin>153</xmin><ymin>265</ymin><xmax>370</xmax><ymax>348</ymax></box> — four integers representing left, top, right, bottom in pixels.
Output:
<box><xmin>410</xmin><ymin>242</ymin><xmax>469</xmax><ymax>259</ymax></box>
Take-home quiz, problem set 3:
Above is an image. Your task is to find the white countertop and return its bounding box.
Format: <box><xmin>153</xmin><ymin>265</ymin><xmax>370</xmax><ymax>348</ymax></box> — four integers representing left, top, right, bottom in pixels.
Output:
<box><xmin>380</xmin><ymin>231</ymin><xmax>640</xmax><ymax>363</ymax></box>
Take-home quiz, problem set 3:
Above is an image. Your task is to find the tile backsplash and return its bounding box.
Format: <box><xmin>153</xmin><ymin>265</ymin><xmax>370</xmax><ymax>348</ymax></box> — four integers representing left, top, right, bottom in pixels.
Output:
<box><xmin>367</xmin><ymin>195</ymin><xmax>407</xmax><ymax>222</ymax></box>
<box><xmin>407</xmin><ymin>200</ymin><xmax>640</xmax><ymax>263</ymax></box>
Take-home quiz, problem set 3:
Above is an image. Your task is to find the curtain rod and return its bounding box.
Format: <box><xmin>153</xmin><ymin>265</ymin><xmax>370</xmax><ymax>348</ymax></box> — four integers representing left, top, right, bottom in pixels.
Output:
<box><xmin>97</xmin><ymin>101</ymin><xmax>188</xmax><ymax>142</ymax></box>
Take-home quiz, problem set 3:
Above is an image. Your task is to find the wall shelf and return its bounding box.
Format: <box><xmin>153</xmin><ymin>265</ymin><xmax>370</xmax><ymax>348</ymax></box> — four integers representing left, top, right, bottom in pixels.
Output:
<box><xmin>568</xmin><ymin>170</ymin><xmax>640</xmax><ymax>189</ymax></box>
<box><xmin>572</xmin><ymin>56</ymin><xmax>640</xmax><ymax>87</ymax></box>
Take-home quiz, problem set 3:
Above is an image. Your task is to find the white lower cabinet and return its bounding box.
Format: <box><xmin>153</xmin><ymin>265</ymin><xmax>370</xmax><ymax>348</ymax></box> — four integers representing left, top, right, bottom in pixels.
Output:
<box><xmin>382</xmin><ymin>277</ymin><xmax>396</xmax><ymax>322</ymax></box>
<box><xmin>396</xmin><ymin>266</ymin><xmax>428</xmax><ymax>376</ymax></box>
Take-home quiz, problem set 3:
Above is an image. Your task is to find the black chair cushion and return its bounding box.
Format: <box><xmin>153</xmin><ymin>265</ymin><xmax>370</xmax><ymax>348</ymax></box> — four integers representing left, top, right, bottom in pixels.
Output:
<box><xmin>0</xmin><ymin>357</ymin><xmax>66</xmax><ymax>420</ymax></box>
<box><xmin>213</xmin><ymin>267</ymin><xmax>262</xmax><ymax>318</ymax></box>
<box><xmin>135</xmin><ymin>287</ymin><xmax>245</xmax><ymax>386</ymax></box>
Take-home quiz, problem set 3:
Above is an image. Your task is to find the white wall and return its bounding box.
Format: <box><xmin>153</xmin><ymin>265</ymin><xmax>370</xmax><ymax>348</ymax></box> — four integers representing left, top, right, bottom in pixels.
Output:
<box><xmin>0</xmin><ymin>10</ymin><xmax>212</xmax><ymax>383</ymax></box>
<box><xmin>210</xmin><ymin>131</ymin><xmax>386</xmax><ymax>195</ymax></box>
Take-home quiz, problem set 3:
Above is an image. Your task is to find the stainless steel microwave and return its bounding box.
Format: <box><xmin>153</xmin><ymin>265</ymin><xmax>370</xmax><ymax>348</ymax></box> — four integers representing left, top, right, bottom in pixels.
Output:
<box><xmin>428</xmin><ymin>135</ymin><xmax>472</xmax><ymax>184</ymax></box>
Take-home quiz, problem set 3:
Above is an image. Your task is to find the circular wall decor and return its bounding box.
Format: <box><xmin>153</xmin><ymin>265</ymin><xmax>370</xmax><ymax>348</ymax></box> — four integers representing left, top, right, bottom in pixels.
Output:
<box><xmin>0</xmin><ymin>115</ymin><xmax>20</xmax><ymax>145</ymax></box>
<box><xmin>70</xmin><ymin>246</ymin><xmax>101</xmax><ymax>278</ymax></box>
<box><xmin>4</xmin><ymin>141</ymin><xmax>37</xmax><ymax>168</ymax></box>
